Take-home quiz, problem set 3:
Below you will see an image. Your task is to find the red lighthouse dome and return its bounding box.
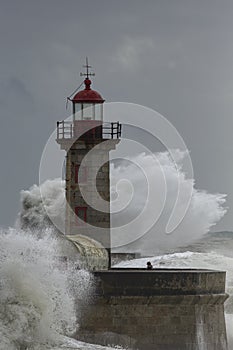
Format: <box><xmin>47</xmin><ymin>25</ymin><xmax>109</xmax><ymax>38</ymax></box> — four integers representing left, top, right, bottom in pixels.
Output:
<box><xmin>72</xmin><ymin>78</ymin><xmax>104</xmax><ymax>103</ymax></box>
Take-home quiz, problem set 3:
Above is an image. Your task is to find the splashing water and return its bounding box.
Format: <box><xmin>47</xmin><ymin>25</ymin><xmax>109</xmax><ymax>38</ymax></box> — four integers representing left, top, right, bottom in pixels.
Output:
<box><xmin>0</xmin><ymin>228</ymin><xmax>97</xmax><ymax>350</ymax></box>
<box><xmin>111</xmin><ymin>151</ymin><xmax>226</xmax><ymax>253</ymax></box>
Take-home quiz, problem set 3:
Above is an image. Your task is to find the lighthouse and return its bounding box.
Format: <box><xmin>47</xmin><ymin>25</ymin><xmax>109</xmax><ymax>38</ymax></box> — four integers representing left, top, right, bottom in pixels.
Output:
<box><xmin>56</xmin><ymin>59</ymin><xmax>121</xmax><ymax>267</ymax></box>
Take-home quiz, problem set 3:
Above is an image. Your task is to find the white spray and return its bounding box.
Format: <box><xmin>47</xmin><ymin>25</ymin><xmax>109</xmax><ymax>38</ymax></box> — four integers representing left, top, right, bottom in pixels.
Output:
<box><xmin>0</xmin><ymin>228</ymin><xmax>94</xmax><ymax>349</ymax></box>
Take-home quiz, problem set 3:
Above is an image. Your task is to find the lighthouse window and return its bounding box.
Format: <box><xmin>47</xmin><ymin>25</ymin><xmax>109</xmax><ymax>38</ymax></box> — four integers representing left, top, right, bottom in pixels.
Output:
<box><xmin>95</xmin><ymin>104</ymin><xmax>103</xmax><ymax>121</ymax></box>
<box><xmin>82</xmin><ymin>103</ymin><xmax>93</xmax><ymax>120</ymax></box>
<box><xmin>75</xmin><ymin>165</ymin><xmax>87</xmax><ymax>183</ymax></box>
<box><xmin>74</xmin><ymin>103</ymin><xmax>81</xmax><ymax>119</ymax></box>
<box><xmin>75</xmin><ymin>207</ymin><xmax>87</xmax><ymax>226</ymax></box>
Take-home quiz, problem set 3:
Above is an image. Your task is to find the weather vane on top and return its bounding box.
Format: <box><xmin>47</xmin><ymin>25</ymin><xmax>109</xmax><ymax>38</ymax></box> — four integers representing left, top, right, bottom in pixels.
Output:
<box><xmin>80</xmin><ymin>57</ymin><xmax>95</xmax><ymax>79</ymax></box>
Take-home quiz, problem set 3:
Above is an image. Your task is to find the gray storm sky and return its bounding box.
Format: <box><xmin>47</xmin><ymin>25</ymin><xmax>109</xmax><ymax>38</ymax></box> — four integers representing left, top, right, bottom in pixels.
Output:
<box><xmin>0</xmin><ymin>0</ymin><xmax>232</xmax><ymax>231</ymax></box>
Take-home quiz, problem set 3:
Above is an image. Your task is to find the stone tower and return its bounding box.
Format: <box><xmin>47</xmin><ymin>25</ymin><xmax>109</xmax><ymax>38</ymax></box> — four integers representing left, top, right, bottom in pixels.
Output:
<box><xmin>56</xmin><ymin>59</ymin><xmax>121</xmax><ymax>267</ymax></box>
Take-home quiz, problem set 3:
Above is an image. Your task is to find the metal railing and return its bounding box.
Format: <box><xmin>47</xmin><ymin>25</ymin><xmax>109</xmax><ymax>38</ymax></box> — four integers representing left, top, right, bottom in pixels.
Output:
<box><xmin>57</xmin><ymin>121</ymin><xmax>73</xmax><ymax>139</ymax></box>
<box><xmin>56</xmin><ymin>121</ymin><xmax>121</xmax><ymax>140</ymax></box>
<box><xmin>102</xmin><ymin>122</ymin><xmax>122</xmax><ymax>139</ymax></box>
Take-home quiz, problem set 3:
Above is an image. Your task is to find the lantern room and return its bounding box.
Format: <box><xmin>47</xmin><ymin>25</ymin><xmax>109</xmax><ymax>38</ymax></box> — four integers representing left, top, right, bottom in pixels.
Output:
<box><xmin>56</xmin><ymin>59</ymin><xmax>121</xmax><ymax>143</ymax></box>
<box><xmin>71</xmin><ymin>61</ymin><xmax>105</xmax><ymax>122</ymax></box>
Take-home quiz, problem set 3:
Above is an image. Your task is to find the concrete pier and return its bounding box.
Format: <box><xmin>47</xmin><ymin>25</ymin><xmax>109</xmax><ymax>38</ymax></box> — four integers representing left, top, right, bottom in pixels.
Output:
<box><xmin>77</xmin><ymin>268</ymin><xmax>228</xmax><ymax>350</ymax></box>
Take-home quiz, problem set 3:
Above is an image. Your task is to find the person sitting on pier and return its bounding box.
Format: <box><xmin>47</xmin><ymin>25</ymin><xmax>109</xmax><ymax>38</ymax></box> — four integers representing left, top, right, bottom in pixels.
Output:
<box><xmin>146</xmin><ymin>261</ymin><xmax>153</xmax><ymax>270</ymax></box>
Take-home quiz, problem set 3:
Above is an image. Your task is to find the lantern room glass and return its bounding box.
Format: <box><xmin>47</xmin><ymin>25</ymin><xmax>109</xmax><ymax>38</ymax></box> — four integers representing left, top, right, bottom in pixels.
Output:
<box><xmin>73</xmin><ymin>102</ymin><xmax>103</xmax><ymax>121</ymax></box>
<box><xmin>95</xmin><ymin>103</ymin><xmax>103</xmax><ymax>121</ymax></box>
<box><xmin>74</xmin><ymin>103</ymin><xmax>81</xmax><ymax>119</ymax></box>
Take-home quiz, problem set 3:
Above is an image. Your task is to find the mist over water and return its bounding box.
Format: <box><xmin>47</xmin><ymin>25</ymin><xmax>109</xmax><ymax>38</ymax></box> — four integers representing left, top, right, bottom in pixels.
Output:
<box><xmin>0</xmin><ymin>150</ymin><xmax>229</xmax><ymax>349</ymax></box>
<box><xmin>111</xmin><ymin>151</ymin><xmax>226</xmax><ymax>253</ymax></box>
<box><xmin>20</xmin><ymin>178</ymin><xmax>66</xmax><ymax>233</ymax></box>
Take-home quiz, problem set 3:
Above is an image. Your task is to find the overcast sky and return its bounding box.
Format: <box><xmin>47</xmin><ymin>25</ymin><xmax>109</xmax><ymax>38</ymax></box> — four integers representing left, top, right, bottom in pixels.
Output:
<box><xmin>0</xmin><ymin>0</ymin><xmax>233</xmax><ymax>231</ymax></box>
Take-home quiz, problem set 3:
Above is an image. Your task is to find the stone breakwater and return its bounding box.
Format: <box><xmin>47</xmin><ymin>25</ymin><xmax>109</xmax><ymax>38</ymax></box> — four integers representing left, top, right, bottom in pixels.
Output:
<box><xmin>77</xmin><ymin>269</ymin><xmax>228</xmax><ymax>350</ymax></box>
